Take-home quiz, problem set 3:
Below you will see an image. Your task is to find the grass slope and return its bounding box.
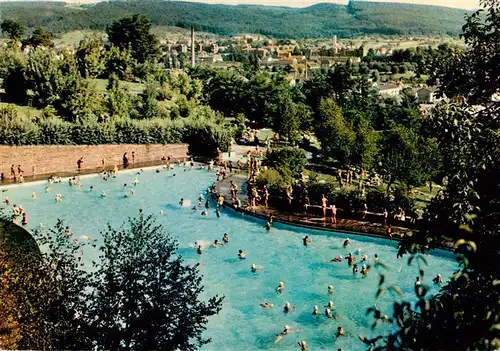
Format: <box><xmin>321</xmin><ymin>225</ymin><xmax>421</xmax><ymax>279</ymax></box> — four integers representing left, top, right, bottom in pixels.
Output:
<box><xmin>1</xmin><ymin>0</ymin><xmax>469</xmax><ymax>38</ymax></box>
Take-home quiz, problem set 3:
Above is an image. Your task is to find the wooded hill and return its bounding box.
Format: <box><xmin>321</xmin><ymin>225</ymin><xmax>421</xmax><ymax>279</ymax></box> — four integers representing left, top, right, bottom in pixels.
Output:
<box><xmin>2</xmin><ymin>0</ymin><xmax>469</xmax><ymax>38</ymax></box>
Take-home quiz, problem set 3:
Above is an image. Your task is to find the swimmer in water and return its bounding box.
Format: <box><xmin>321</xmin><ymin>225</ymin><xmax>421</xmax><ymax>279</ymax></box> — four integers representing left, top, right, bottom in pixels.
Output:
<box><xmin>251</xmin><ymin>264</ymin><xmax>263</xmax><ymax>272</ymax></box>
<box><xmin>101</xmin><ymin>191</ymin><xmax>106</xmax><ymax>197</ymax></box>
<box><xmin>433</xmin><ymin>274</ymin><xmax>443</xmax><ymax>284</ymax></box>
<box><xmin>201</xmin><ymin>209</ymin><xmax>208</xmax><ymax>216</ymax></box>
<box><xmin>298</xmin><ymin>340</ymin><xmax>307</xmax><ymax>351</ymax></box>
<box><xmin>31</xmin><ymin>192</ymin><xmax>36</xmax><ymax>199</ymax></box>
<box><xmin>223</xmin><ymin>233</ymin><xmax>229</xmax><ymax>243</ymax></box>
<box><xmin>130</xmin><ymin>189</ymin><xmax>135</xmax><ymax>196</ymax></box>
<box><xmin>313</xmin><ymin>305</ymin><xmax>319</xmax><ymax>315</ymax></box>
<box><xmin>325</xmin><ymin>308</ymin><xmax>333</xmax><ymax>318</ymax></box>
<box><xmin>356</xmin><ymin>247</ymin><xmax>362</xmax><ymax>255</ymax></box>
<box><xmin>215</xmin><ymin>208</ymin><xmax>220</xmax><ymax>218</ymax></box>
<box><xmin>362</xmin><ymin>254</ymin><xmax>368</xmax><ymax>261</ymax></box>
<box><xmin>89</xmin><ymin>185</ymin><xmax>94</xmax><ymax>191</ymax></box>
<box><xmin>361</xmin><ymin>264</ymin><xmax>369</xmax><ymax>276</ymax></box>
<box><xmin>328</xmin><ymin>285</ymin><xmax>335</xmax><ymax>294</ymax></box>
<box><xmin>197</xmin><ymin>245</ymin><xmax>203</xmax><ymax>255</ymax></box>
<box><xmin>374</xmin><ymin>254</ymin><xmax>379</xmax><ymax>263</ymax></box>
<box><xmin>65</xmin><ymin>226</ymin><xmax>71</xmax><ymax>235</ymax></box>
<box><xmin>327</xmin><ymin>300</ymin><xmax>334</xmax><ymax>309</ymax></box>
<box><xmin>345</xmin><ymin>253</ymin><xmax>355</xmax><ymax>266</ymax></box>
<box><xmin>261</xmin><ymin>302</ymin><xmax>274</xmax><ymax>308</ymax></box>
<box><xmin>284</xmin><ymin>301</ymin><xmax>296</xmax><ymax>313</ymax></box>
<box><xmin>303</xmin><ymin>235</ymin><xmax>311</xmax><ymax>246</ymax></box>
<box><xmin>179</xmin><ymin>198</ymin><xmax>184</xmax><ymax>206</ymax></box>
<box><xmin>336</xmin><ymin>326</ymin><xmax>345</xmax><ymax>337</ymax></box>
<box><xmin>195</xmin><ymin>263</ymin><xmax>201</xmax><ymax>270</ymax></box>
<box><xmin>343</xmin><ymin>238</ymin><xmax>351</xmax><ymax>247</ymax></box>
<box><xmin>276</xmin><ymin>281</ymin><xmax>285</xmax><ymax>293</ymax></box>
<box><xmin>415</xmin><ymin>276</ymin><xmax>421</xmax><ymax>287</ymax></box>
<box><xmin>331</xmin><ymin>255</ymin><xmax>343</xmax><ymax>263</ymax></box>
<box><xmin>265</xmin><ymin>221</ymin><xmax>272</xmax><ymax>230</ymax></box>
<box><xmin>133</xmin><ymin>177</ymin><xmax>139</xmax><ymax>186</ymax></box>
<box><xmin>212</xmin><ymin>239</ymin><xmax>224</xmax><ymax>248</ymax></box>
<box><xmin>353</xmin><ymin>263</ymin><xmax>359</xmax><ymax>274</ymax></box>
<box><xmin>238</xmin><ymin>250</ymin><xmax>246</xmax><ymax>259</ymax></box>
<box><xmin>275</xmin><ymin>325</ymin><xmax>292</xmax><ymax>344</ymax></box>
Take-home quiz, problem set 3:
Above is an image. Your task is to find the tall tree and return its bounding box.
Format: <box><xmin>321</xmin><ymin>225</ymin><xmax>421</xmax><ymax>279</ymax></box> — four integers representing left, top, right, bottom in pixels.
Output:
<box><xmin>75</xmin><ymin>35</ymin><xmax>105</xmax><ymax>79</ymax></box>
<box><xmin>106</xmin><ymin>74</ymin><xmax>131</xmax><ymax>120</ymax></box>
<box><xmin>377</xmin><ymin>125</ymin><xmax>434</xmax><ymax>189</ymax></box>
<box><xmin>1</xmin><ymin>19</ymin><xmax>24</xmax><ymax>41</ymax></box>
<box><xmin>0</xmin><ymin>213</ymin><xmax>224</xmax><ymax>350</ymax></box>
<box><xmin>0</xmin><ymin>220</ymin><xmax>92</xmax><ymax>350</ymax></box>
<box><xmin>106</xmin><ymin>14</ymin><xmax>160</xmax><ymax>64</ymax></box>
<box><xmin>23</xmin><ymin>27</ymin><xmax>54</xmax><ymax>49</ymax></box>
<box><xmin>316</xmin><ymin>97</ymin><xmax>356</xmax><ymax>165</ymax></box>
<box><xmin>88</xmin><ymin>213</ymin><xmax>224</xmax><ymax>350</ymax></box>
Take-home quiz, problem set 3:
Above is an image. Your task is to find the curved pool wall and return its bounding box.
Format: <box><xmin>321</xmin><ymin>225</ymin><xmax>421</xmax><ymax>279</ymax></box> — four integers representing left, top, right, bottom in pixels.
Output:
<box><xmin>0</xmin><ymin>166</ymin><xmax>457</xmax><ymax>350</ymax></box>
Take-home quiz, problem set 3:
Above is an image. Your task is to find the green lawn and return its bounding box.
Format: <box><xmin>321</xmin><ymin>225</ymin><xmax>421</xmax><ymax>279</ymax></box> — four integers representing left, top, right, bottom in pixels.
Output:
<box><xmin>91</xmin><ymin>79</ymin><xmax>145</xmax><ymax>95</ymax></box>
<box><xmin>53</xmin><ymin>30</ymin><xmax>104</xmax><ymax>48</ymax></box>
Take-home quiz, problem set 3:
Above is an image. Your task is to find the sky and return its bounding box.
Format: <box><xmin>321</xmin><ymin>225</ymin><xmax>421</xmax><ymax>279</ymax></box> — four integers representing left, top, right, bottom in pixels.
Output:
<box><xmin>184</xmin><ymin>0</ymin><xmax>479</xmax><ymax>10</ymax></box>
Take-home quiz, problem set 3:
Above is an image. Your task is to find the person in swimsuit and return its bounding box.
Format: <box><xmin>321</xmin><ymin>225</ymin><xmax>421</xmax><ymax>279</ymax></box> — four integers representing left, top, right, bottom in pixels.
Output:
<box><xmin>303</xmin><ymin>235</ymin><xmax>311</xmax><ymax>246</ymax></box>
<box><xmin>321</xmin><ymin>194</ymin><xmax>328</xmax><ymax>219</ymax></box>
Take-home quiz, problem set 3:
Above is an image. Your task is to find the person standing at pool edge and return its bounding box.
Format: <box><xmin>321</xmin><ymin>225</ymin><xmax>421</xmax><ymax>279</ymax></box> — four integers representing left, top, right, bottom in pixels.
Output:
<box><xmin>123</xmin><ymin>152</ymin><xmax>129</xmax><ymax>169</ymax></box>
<box><xmin>77</xmin><ymin>157</ymin><xmax>83</xmax><ymax>171</ymax></box>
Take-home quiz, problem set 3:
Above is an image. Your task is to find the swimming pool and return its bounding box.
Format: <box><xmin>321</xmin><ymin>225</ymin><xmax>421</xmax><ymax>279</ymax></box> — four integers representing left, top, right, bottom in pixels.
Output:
<box><xmin>1</xmin><ymin>166</ymin><xmax>457</xmax><ymax>350</ymax></box>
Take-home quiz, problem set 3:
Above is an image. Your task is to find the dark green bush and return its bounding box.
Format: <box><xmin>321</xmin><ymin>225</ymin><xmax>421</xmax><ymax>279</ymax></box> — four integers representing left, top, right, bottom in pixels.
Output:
<box><xmin>183</xmin><ymin>123</ymin><xmax>233</xmax><ymax>158</ymax></box>
<box><xmin>365</xmin><ymin>186</ymin><xmax>389</xmax><ymax>212</ymax></box>
<box><xmin>392</xmin><ymin>185</ymin><xmax>416</xmax><ymax>213</ymax></box>
<box><xmin>256</xmin><ymin>168</ymin><xmax>288</xmax><ymax>193</ymax></box>
<box><xmin>266</xmin><ymin>147</ymin><xmax>307</xmax><ymax>179</ymax></box>
<box><xmin>335</xmin><ymin>187</ymin><xmax>363</xmax><ymax>212</ymax></box>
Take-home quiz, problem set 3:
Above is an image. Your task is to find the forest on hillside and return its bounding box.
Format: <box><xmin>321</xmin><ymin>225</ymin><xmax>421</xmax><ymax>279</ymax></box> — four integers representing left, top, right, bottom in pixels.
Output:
<box><xmin>0</xmin><ymin>0</ymin><xmax>469</xmax><ymax>38</ymax></box>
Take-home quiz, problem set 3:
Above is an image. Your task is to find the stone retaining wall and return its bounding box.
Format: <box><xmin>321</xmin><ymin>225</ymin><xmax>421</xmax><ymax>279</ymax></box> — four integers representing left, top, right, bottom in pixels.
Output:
<box><xmin>0</xmin><ymin>144</ymin><xmax>188</xmax><ymax>178</ymax></box>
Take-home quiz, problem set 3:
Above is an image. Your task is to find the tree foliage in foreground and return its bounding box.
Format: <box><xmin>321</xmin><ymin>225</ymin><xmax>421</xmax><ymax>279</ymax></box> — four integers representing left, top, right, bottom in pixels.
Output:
<box><xmin>368</xmin><ymin>1</ymin><xmax>500</xmax><ymax>349</ymax></box>
<box><xmin>0</xmin><ymin>213</ymin><xmax>223</xmax><ymax>350</ymax></box>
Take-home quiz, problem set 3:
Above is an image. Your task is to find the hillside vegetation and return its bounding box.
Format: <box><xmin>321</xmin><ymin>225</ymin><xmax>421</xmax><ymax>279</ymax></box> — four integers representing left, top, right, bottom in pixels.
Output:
<box><xmin>1</xmin><ymin>0</ymin><xmax>469</xmax><ymax>38</ymax></box>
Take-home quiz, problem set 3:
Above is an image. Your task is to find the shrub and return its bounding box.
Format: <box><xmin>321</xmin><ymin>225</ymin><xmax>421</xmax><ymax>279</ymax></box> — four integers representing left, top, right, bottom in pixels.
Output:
<box><xmin>39</xmin><ymin>116</ymin><xmax>72</xmax><ymax>144</ymax></box>
<box><xmin>0</xmin><ymin>105</ymin><xmax>40</xmax><ymax>145</ymax></box>
<box><xmin>266</xmin><ymin>147</ymin><xmax>307</xmax><ymax>179</ymax></box>
<box><xmin>306</xmin><ymin>178</ymin><xmax>338</xmax><ymax>204</ymax></box>
<box><xmin>392</xmin><ymin>185</ymin><xmax>416</xmax><ymax>213</ymax></box>
<box><xmin>183</xmin><ymin>123</ymin><xmax>233</xmax><ymax>158</ymax></box>
<box><xmin>256</xmin><ymin>168</ymin><xmax>288</xmax><ymax>193</ymax></box>
<box><xmin>335</xmin><ymin>187</ymin><xmax>363</xmax><ymax>212</ymax></box>
<box><xmin>366</xmin><ymin>186</ymin><xmax>389</xmax><ymax>212</ymax></box>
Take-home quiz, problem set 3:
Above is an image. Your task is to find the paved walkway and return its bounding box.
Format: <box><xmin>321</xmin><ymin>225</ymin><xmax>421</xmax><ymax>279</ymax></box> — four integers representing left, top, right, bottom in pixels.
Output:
<box><xmin>217</xmin><ymin>174</ymin><xmax>411</xmax><ymax>240</ymax></box>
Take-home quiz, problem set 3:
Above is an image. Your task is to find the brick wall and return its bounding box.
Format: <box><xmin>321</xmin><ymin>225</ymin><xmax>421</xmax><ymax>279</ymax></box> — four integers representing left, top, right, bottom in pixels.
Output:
<box><xmin>0</xmin><ymin>144</ymin><xmax>188</xmax><ymax>177</ymax></box>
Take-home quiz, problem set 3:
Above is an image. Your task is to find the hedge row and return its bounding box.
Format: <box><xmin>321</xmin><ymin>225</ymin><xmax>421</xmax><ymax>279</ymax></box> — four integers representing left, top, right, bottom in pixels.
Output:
<box><xmin>0</xmin><ymin>106</ymin><xmax>232</xmax><ymax>157</ymax></box>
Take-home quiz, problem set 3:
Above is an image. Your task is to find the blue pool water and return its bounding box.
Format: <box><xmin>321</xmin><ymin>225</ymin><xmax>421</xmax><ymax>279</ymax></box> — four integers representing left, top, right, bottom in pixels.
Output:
<box><xmin>1</xmin><ymin>166</ymin><xmax>457</xmax><ymax>350</ymax></box>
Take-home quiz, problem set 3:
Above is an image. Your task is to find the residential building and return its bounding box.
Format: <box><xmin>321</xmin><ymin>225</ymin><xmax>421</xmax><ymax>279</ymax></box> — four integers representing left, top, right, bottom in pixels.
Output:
<box><xmin>377</xmin><ymin>82</ymin><xmax>403</xmax><ymax>98</ymax></box>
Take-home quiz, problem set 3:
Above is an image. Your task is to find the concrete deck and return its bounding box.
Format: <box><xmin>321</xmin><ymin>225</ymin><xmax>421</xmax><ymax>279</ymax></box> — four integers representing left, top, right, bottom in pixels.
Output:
<box><xmin>217</xmin><ymin>174</ymin><xmax>411</xmax><ymax>241</ymax></box>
